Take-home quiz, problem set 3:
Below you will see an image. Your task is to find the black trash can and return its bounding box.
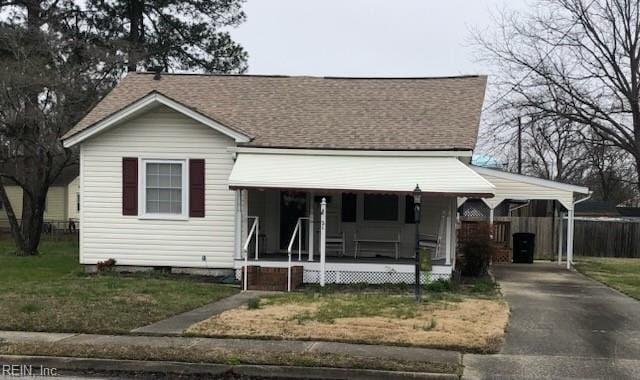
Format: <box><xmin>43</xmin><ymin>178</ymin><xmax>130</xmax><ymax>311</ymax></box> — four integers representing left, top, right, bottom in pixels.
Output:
<box><xmin>512</xmin><ymin>233</ymin><xmax>535</xmax><ymax>264</ymax></box>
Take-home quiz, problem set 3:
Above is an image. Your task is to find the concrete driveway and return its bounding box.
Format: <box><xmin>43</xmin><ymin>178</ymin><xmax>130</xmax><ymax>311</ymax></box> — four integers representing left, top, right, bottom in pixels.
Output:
<box><xmin>464</xmin><ymin>262</ymin><xmax>640</xmax><ymax>380</ymax></box>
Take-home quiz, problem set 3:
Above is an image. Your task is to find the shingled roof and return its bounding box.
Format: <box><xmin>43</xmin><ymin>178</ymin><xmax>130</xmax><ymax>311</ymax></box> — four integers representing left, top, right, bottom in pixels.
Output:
<box><xmin>64</xmin><ymin>72</ymin><xmax>487</xmax><ymax>151</ymax></box>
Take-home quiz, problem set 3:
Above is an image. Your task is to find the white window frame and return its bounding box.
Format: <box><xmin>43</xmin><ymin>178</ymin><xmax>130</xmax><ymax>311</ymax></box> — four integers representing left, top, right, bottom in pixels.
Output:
<box><xmin>139</xmin><ymin>158</ymin><xmax>189</xmax><ymax>220</ymax></box>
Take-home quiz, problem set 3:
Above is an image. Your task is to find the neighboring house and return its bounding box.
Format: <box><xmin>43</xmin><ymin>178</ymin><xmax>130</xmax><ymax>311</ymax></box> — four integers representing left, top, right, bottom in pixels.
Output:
<box><xmin>61</xmin><ymin>72</ymin><xmax>588</xmax><ymax>284</ymax></box>
<box><xmin>0</xmin><ymin>165</ymin><xmax>80</xmax><ymax>231</ymax></box>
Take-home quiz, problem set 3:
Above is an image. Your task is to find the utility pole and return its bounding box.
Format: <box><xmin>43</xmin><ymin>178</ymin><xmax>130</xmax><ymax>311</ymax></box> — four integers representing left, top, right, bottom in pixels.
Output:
<box><xmin>517</xmin><ymin>117</ymin><xmax>523</xmax><ymax>174</ymax></box>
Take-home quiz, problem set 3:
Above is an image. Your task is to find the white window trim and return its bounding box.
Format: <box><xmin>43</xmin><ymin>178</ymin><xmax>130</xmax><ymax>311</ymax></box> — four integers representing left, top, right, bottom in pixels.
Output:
<box><xmin>139</xmin><ymin>158</ymin><xmax>189</xmax><ymax>221</ymax></box>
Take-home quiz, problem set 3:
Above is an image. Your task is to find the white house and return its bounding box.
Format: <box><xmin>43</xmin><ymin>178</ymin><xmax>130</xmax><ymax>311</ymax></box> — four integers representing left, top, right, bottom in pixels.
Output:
<box><xmin>61</xmin><ymin>72</ymin><xmax>588</xmax><ymax>286</ymax></box>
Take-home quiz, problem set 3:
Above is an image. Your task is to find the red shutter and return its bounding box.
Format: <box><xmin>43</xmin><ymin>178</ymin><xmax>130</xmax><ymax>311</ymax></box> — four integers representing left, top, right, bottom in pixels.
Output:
<box><xmin>189</xmin><ymin>159</ymin><xmax>205</xmax><ymax>217</ymax></box>
<box><xmin>122</xmin><ymin>157</ymin><xmax>138</xmax><ymax>215</ymax></box>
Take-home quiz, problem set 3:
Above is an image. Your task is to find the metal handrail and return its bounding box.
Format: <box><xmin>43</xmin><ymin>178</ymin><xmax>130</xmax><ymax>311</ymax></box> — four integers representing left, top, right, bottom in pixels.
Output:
<box><xmin>242</xmin><ymin>216</ymin><xmax>259</xmax><ymax>292</ymax></box>
<box><xmin>286</xmin><ymin>217</ymin><xmax>309</xmax><ymax>292</ymax></box>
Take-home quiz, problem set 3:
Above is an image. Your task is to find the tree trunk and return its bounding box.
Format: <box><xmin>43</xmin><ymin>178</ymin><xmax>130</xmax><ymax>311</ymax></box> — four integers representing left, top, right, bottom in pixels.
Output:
<box><xmin>19</xmin><ymin>190</ymin><xmax>46</xmax><ymax>256</ymax></box>
<box><xmin>0</xmin><ymin>181</ymin><xmax>27</xmax><ymax>254</ymax></box>
<box><xmin>127</xmin><ymin>0</ymin><xmax>144</xmax><ymax>72</ymax></box>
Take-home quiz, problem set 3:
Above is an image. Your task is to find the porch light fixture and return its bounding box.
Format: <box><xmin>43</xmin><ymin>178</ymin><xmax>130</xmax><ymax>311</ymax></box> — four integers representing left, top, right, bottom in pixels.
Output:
<box><xmin>413</xmin><ymin>184</ymin><xmax>422</xmax><ymax>303</ymax></box>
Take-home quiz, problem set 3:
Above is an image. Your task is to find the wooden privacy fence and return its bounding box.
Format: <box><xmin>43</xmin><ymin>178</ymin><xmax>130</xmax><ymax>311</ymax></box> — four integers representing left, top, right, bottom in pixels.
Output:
<box><xmin>463</xmin><ymin>216</ymin><xmax>640</xmax><ymax>258</ymax></box>
<box><xmin>462</xmin><ymin>217</ymin><xmax>557</xmax><ymax>260</ymax></box>
<box><xmin>571</xmin><ymin>218</ymin><xmax>640</xmax><ymax>258</ymax></box>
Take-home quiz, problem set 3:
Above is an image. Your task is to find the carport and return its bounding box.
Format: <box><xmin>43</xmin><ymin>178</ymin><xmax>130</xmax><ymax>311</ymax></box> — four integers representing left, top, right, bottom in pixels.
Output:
<box><xmin>466</xmin><ymin>166</ymin><xmax>591</xmax><ymax>269</ymax></box>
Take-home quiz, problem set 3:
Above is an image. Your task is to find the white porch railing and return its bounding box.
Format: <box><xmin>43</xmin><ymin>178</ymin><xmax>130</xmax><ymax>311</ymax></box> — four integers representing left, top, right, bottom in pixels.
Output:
<box><xmin>287</xmin><ymin>216</ymin><xmax>309</xmax><ymax>292</ymax></box>
<box><xmin>242</xmin><ymin>216</ymin><xmax>259</xmax><ymax>292</ymax></box>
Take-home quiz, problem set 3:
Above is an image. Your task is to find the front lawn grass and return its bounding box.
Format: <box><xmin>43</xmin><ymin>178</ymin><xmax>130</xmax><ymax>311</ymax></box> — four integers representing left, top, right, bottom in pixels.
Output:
<box><xmin>575</xmin><ymin>257</ymin><xmax>640</xmax><ymax>300</ymax></box>
<box><xmin>0</xmin><ymin>237</ymin><xmax>237</xmax><ymax>334</ymax></box>
<box><xmin>186</xmin><ymin>277</ymin><xmax>509</xmax><ymax>353</ymax></box>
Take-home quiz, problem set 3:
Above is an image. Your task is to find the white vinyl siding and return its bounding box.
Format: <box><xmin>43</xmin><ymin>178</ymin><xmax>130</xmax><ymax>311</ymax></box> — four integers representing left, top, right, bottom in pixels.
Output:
<box><xmin>80</xmin><ymin>105</ymin><xmax>237</xmax><ymax>268</ymax></box>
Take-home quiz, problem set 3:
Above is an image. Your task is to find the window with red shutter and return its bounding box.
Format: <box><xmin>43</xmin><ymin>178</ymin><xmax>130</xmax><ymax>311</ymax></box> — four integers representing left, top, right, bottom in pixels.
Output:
<box><xmin>189</xmin><ymin>159</ymin><xmax>205</xmax><ymax>217</ymax></box>
<box><xmin>122</xmin><ymin>157</ymin><xmax>138</xmax><ymax>215</ymax></box>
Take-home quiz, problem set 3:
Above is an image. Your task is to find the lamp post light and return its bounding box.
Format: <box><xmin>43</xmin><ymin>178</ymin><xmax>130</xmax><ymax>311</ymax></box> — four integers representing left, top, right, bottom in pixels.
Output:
<box><xmin>413</xmin><ymin>184</ymin><xmax>422</xmax><ymax>302</ymax></box>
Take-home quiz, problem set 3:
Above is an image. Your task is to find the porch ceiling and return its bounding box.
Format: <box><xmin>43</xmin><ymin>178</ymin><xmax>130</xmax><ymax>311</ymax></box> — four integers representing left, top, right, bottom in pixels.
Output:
<box><xmin>228</xmin><ymin>152</ymin><xmax>495</xmax><ymax>196</ymax></box>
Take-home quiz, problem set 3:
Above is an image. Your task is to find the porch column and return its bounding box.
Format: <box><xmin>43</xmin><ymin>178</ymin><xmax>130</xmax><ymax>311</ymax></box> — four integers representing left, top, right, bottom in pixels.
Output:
<box><xmin>241</xmin><ymin>190</ymin><xmax>249</xmax><ymax>257</ymax></box>
<box><xmin>445</xmin><ymin>207</ymin><xmax>452</xmax><ymax>266</ymax></box>
<box><xmin>489</xmin><ymin>207</ymin><xmax>495</xmax><ymax>226</ymax></box>
<box><xmin>566</xmin><ymin>208</ymin><xmax>575</xmax><ymax>270</ymax></box>
<box><xmin>308</xmin><ymin>192</ymin><xmax>315</xmax><ymax>261</ymax></box>
<box><xmin>234</xmin><ymin>190</ymin><xmax>242</xmax><ymax>259</ymax></box>
<box><xmin>557</xmin><ymin>211</ymin><xmax>564</xmax><ymax>265</ymax></box>
<box><xmin>320</xmin><ymin>197</ymin><xmax>327</xmax><ymax>287</ymax></box>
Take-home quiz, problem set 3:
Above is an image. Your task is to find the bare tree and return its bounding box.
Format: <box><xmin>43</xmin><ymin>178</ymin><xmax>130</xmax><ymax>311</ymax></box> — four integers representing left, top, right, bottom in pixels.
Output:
<box><xmin>520</xmin><ymin>116</ymin><xmax>586</xmax><ymax>182</ymax></box>
<box><xmin>476</xmin><ymin>0</ymin><xmax>640</xmax><ymax>192</ymax></box>
<box><xmin>581</xmin><ymin>134</ymin><xmax>638</xmax><ymax>203</ymax></box>
<box><xmin>0</xmin><ymin>0</ymin><xmax>247</xmax><ymax>256</ymax></box>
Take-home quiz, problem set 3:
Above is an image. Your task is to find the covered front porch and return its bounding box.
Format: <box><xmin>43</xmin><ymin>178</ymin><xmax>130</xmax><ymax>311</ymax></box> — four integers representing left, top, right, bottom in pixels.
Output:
<box><xmin>228</xmin><ymin>149</ymin><xmax>495</xmax><ymax>287</ymax></box>
<box><xmin>233</xmin><ymin>189</ymin><xmax>459</xmax><ymax>284</ymax></box>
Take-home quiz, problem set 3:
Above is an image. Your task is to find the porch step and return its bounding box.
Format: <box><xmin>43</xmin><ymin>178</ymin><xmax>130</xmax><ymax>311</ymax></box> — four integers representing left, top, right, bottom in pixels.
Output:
<box><xmin>242</xmin><ymin>265</ymin><xmax>304</xmax><ymax>291</ymax></box>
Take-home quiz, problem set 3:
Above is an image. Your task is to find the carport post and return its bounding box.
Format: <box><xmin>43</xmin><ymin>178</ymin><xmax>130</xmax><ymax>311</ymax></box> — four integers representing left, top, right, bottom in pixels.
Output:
<box><xmin>566</xmin><ymin>208</ymin><xmax>575</xmax><ymax>270</ymax></box>
<box><xmin>557</xmin><ymin>212</ymin><xmax>564</xmax><ymax>265</ymax></box>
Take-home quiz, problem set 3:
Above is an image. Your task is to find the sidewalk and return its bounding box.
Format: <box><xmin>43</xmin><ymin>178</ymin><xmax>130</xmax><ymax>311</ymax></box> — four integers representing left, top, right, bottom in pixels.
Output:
<box><xmin>0</xmin><ymin>330</ymin><xmax>461</xmax><ymax>379</ymax></box>
<box><xmin>131</xmin><ymin>291</ymin><xmax>277</xmax><ymax>335</ymax></box>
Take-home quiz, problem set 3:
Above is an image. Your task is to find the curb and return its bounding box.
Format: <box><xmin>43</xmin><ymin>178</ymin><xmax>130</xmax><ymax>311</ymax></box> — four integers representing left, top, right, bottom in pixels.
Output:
<box><xmin>0</xmin><ymin>355</ymin><xmax>460</xmax><ymax>380</ymax></box>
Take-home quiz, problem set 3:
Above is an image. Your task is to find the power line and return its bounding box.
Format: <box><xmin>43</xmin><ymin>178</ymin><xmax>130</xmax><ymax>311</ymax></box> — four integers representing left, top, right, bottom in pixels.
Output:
<box><xmin>482</xmin><ymin>0</ymin><xmax>599</xmax><ymax>113</ymax></box>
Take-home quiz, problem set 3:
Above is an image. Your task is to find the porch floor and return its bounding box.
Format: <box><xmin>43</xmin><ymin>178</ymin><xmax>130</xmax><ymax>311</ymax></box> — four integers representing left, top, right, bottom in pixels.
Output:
<box><xmin>242</xmin><ymin>253</ymin><xmax>447</xmax><ymax>266</ymax></box>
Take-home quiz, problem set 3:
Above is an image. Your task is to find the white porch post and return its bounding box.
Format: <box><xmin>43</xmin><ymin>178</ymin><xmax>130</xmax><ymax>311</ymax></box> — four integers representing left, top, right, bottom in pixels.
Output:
<box><xmin>234</xmin><ymin>190</ymin><xmax>242</xmax><ymax>259</ymax></box>
<box><xmin>308</xmin><ymin>192</ymin><xmax>315</xmax><ymax>261</ymax></box>
<box><xmin>320</xmin><ymin>197</ymin><xmax>327</xmax><ymax>287</ymax></box>
<box><xmin>445</xmin><ymin>207</ymin><xmax>452</xmax><ymax>266</ymax></box>
<box><xmin>489</xmin><ymin>207</ymin><xmax>495</xmax><ymax>226</ymax></box>
<box><xmin>566</xmin><ymin>208</ymin><xmax>575</xmax><ymax>269</ymax></box>
<box><xmin>557</xmin><ymin>211</ymin><xmax>564</xmax><ymax>265</ymax></box>
<box><xmin>241</xmin><ymin>189</ymin><xmax>249</xmax><ymax>251</ymax></box>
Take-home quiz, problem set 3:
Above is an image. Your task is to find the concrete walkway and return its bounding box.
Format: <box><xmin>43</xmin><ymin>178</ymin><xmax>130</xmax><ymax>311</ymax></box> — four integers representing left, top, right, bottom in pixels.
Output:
<box><xmin>132</xmin><ymin>291</ymin><xmax>276</xmax><ymax>335</ymax></box>
<box><xmin>0</xmin><ymin>330</ymin><xmax>460</xmax><ymax>379</ymax></box>
<box><xmin>463</xmin><ymin>263</ymin><xmax>640</xmax><ymax>380</ymax></box>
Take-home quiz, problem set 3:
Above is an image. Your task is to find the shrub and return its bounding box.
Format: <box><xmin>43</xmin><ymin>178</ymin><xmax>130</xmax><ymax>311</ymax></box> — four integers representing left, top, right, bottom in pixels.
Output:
<box><xmin>460</xmin><ymin>223</ymin><xmax>494</xmax><ymax>277</ymax></box>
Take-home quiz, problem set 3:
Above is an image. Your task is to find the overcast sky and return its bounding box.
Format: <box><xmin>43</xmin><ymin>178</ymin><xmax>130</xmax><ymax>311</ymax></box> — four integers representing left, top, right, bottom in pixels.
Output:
<box><xmin>231</xmin><ymin>0</ymin><xmax>530</xmax><ymax>77</ymax></box>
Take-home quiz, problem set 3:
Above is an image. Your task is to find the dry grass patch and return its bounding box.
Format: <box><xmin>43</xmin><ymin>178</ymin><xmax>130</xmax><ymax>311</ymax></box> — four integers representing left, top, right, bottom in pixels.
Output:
<box><xmin>187</xmin><ymin>291</ymin><xmax>509</xmax><ymax>353</ymax></box>
<box><xmin>0</xmin><ymin>342</ymin><xmax>459</xmax><ymax>374</ymax></box>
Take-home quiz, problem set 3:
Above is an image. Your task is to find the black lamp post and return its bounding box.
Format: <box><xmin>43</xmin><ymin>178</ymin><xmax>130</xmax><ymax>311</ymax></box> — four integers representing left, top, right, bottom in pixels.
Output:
<box><xmin>413</xmin><ymin>184</ymin><xmax>422</xmax><ymax>302</ymax></box>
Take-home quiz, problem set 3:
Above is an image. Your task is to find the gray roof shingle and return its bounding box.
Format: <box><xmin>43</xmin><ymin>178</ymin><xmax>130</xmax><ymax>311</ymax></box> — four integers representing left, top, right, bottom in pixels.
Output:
<box><xmin>64</xmin><ymin>73</ymin><xmax>487</xmax><ymax>151</ymax></box>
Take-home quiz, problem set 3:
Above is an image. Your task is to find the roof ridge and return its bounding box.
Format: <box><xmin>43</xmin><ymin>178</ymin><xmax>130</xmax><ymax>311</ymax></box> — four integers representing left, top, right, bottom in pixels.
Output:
<box><xmin>134</xmin><ymin>72</ymin><xmax>485</xmax><ymax>80</ymax></box>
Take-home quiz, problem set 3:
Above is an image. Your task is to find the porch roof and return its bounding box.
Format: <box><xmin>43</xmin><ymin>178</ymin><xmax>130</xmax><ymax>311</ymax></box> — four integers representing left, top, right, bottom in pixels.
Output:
<box><xmin>228</xmin><ymin>152</ymin><xmax>495</xmax><ymax>196</ymax></box>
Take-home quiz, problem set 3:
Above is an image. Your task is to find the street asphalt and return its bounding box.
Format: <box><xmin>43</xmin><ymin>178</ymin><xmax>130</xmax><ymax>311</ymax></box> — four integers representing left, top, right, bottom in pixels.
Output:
<box><xmin>463</xmin><ymin>262</ymin><xmax>640</xmax><ymax>380</ymax></box>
